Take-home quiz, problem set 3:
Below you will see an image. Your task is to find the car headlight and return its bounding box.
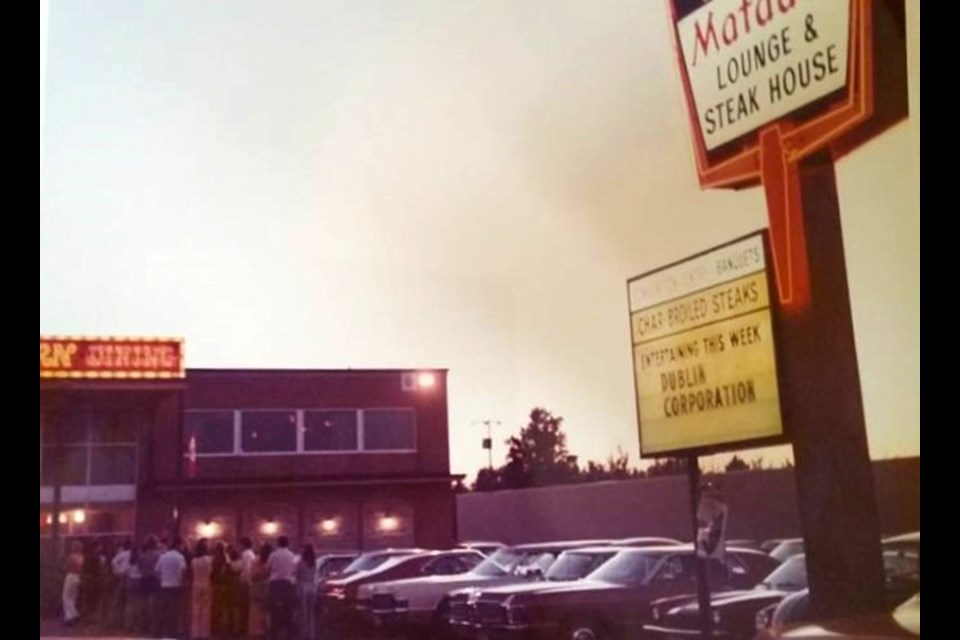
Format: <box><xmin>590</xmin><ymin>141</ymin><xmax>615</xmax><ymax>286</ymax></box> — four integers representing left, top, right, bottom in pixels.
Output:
<box><xmin>466</xmin><ymin>588</ymin><xmax>483</xmax><ymax>605</ymax></box>
<box><xmin>755</xmin><ymin>607</ymin><xmax>772</xmax><ymax>630</ymax></box>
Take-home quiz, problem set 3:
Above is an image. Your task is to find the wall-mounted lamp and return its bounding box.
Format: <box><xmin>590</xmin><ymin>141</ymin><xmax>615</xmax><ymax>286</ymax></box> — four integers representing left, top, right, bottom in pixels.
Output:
<box><xmin>417</xmin><ymin>372</ymin><xmax>437</xmax><ymax>389</ymax></box>
<box><xmin>197</xmin><ymin>520</ymin><xmax>220</xmax><ymax>539</ymax></box>
<box><xmin>319</xmin><ymin>517</ymin><xmax>340</xmax><ymax>535</ymax></box>
<box><xmin>377</xmin><ymin>514</ymin><xmax>400</xmax><ymax>533</ymax></box>
<box><xmin>261</xmin><ymin>520</ymin><xmax>279</xmax><ymax>536</ymax></box>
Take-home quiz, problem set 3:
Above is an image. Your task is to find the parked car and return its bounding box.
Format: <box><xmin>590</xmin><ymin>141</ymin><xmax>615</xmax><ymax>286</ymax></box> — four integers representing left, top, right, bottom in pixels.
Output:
<box><xmin>315</xmin><ymin>552</ymin><xmax>360</xmax><ymax>586</ymax></box>
<box><xmin>322</xmin><ymin>548</ymin><xmax>485</xmax><ymax>632</ymax></box>
<box><xmin>645</xmin><ymin>553</ymin><xmax>810</xmax><ymax>640</ymax></box>
<box><xmin>611</xmin><ymin>537</ymin><xmax>684</xmax><ymax>547</ymax></box>
<box><xmin>362</xmin><ymin>540</ymin><xmax>610</xmax><ymax>636</ymax></box>
<box><xmin>446</xmin><ymin>546</ymin><xmax>624</xmax><ymax>636</ymax></box>
<box><xmin>463</xmin><ymin>545</ymin><xmax>777</xmax><ymax>640</ymax></box>
<box><xmin>458</xmin><ymin>540</ymin><xmax>507</xmax><ymax>556</ymax></box>
<box><xmin>754</xmin><ymin>538</ymin><xmax>920</xmax><ymax>640</ymax></box>
<box><xmin>776</xmin><ymin>593</ymin><xmax>919</xmax><ymax>639</ymax></box>
<box><xmin>768</xmin><ymin>539</ymin><xmax>804</xmax><ymax>563</ymax></box>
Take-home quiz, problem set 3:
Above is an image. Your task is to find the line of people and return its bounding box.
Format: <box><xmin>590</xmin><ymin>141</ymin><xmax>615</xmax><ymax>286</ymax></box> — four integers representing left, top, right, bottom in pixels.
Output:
<box><xmin>62</xmin><ymin>534</ymin><xmax>321</xmax><ymax>640</ymax></box>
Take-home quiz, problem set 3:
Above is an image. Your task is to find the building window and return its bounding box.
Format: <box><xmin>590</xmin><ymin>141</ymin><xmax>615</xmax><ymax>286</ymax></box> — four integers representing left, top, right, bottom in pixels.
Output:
<box><xmin>40</xmin><ymin>410</ymin><xmax>138</xmax><ymax>487</ymax></box>
<box><xmin>241</xmin><ymin>411</ymin><xmax>297</xmax><ymax>453</ymax></box>
<box><xmin>90</xmin><ymin>446</ymin><xmax>137</xmax><ymax>484</ymax></box>
<box><xmin>182</xmin><ymin>407</ymin><xmax>418</xmax><ymax>456</ymax></box>
<box><xmin>304</xmin><ymin>410</ymin><xmax>359</xmax><ymax>451</ymax></box>
<box><xmin>363</xmin><ymin>409</ymin><xmax>415</xmax><ymax>451</ymax></box>
<box><xmin>185</xmin><ymin>411</ymin><xmax>235</xmax><ymax>454</ymax></box>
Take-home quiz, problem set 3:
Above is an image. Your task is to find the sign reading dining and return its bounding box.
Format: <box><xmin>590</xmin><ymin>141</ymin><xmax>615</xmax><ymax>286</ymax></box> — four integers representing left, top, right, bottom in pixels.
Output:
<box><xmin>40</xmin><ymin>336</ymin><xmax>185</xmax><ymax>379</ymax></box>
<box><xmin>677</xmin><ymin>0</ymin><xmax>850</xmax><ymax>150</ymax></box>
<box><xmin>628</xmin><ymin>234</ymin><xmax>783</xmax><ymax>455</ymax></box>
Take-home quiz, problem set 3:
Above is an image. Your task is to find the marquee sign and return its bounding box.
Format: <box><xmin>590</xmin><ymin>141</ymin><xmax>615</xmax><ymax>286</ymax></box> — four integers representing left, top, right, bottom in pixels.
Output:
<box><xmin>628</xmin><ymin>233</ymin><xmax>783</xmax><ymax>456</ymax></box>
<box><xmin>40</xmin><ymin>336</ymin><xmax>185</xmax><ymax>379</ymax></box>
<box><xmin>669</xmin><ymin>0</ymin><xmax>874</xmax><ymax>311</ymax></box>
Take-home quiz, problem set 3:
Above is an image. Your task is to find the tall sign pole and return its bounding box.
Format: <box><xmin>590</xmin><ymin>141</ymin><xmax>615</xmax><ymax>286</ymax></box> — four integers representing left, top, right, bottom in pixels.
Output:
<box><xmin>654</xmin><ymin>0</ymin><xmax>910</xmax><ymax>618</ymax></box>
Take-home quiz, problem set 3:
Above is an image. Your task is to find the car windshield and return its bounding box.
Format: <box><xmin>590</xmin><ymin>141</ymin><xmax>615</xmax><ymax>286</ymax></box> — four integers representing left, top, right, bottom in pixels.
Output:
<box><xmin>342</xmin><ymin>552</ymin><xmax>405</xmax><ymax>574</ymax></box>
<box><xmin>760</xmin><ymin>554</ymin><xmax>808</xmax><ymax>591</ymax></box>
<box><xmin>544</xmin><ymin>551</ymin><xmax>616</xmax><ymax>581</ymax></box>
<box><xmin>471</xmin><ymin>549</ymin><xmax>522</xmax><ymax>577</ymax></box>
<box><xmin>586</xmin><ymin>550</ymin><xmax>670</xmax><ymax>585</ymax></box>
<box><xmin>317</xmin><ymin>556</ymin><xmax>354</xmax><ymax>578</ymax></box>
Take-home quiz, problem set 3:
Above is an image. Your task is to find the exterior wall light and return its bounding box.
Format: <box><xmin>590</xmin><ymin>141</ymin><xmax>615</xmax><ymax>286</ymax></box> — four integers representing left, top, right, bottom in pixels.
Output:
<box><xmin>261</xmin><ymin>520</ymin><xmax>279</xmax><ymax>536</ymax></box>
<box><xmin>197</xmin><ymin>520</ymin><xmax>220</xmax><ymax>539</ymax></box>
<box><xmin>378</xmin><ymin>515</ymin><xmax>400</xmax><ymax>533</ymax></box>
<box><xmin>319</xmin><ymin>517</ymin><xmax>340</xmax><ymax>535</ymax></box>
<box><xmin>416</xmin><ymin>372</ymin><xmax>437</xmax><ymax>389</ymax></box>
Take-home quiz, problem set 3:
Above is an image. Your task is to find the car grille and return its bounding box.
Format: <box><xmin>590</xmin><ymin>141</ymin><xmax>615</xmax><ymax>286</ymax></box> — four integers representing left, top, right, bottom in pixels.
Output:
<box><xmin>448</xmin><ymin>601</ymin><xmax>471</xmax><ymax>624</ymax></box>
<box><xmin>475</xmin><ymin>602</ymin><xmax>508</xmax><ymax>625</ymax></box>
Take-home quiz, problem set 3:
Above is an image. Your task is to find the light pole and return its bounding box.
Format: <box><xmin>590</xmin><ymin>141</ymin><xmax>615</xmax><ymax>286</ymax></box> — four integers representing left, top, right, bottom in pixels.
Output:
<box><xmin>475</xmin><ymin>419</ymin><xmax>500</xmax><ymax>470</ymax></box>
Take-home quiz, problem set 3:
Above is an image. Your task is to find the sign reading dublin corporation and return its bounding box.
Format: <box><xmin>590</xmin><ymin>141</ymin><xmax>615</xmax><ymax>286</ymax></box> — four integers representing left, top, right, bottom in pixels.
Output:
<box><xmin>628</xmin><ymin>233</ymin><xmax>783</xmax><ymax>456</ymax></box>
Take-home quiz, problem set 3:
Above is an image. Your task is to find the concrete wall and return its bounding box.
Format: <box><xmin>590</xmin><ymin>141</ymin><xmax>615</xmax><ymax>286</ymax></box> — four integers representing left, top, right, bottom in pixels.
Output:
<box><xmin>457</xmin><ymin>457</ymin><xmax>919</xmax><ymax>543</ymax></box>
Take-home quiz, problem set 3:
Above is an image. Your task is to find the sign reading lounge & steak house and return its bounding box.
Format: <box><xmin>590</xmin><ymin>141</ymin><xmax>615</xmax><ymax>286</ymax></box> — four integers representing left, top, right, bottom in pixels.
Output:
<box><xmin>677</xmin><ymin>0</ymin><xmax>851</xmax><ymax>151</ymax></box>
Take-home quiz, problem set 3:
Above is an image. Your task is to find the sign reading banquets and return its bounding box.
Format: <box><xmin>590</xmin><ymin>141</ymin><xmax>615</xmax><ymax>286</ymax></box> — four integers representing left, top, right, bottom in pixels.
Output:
<box><xmin>40</xmin><ymin>336</ymin><xmax>185</xmax><ymax>379</ymax></box>
<box><xmin>677</xmin><ymin>0</ymin><xmax>850</xmax><ymax>151</ymax></box>
<box><xmin>628</xmin><ymin>233</ymin><xmax>783</xmax><ymax>456</ymax></box>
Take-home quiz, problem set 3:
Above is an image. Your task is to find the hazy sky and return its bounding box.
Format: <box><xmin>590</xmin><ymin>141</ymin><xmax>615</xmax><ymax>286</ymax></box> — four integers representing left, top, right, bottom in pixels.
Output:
<box><xmin>40</xmin><ymin>1</ymin><xmax>920</xmax><ymax>479</ymax></box>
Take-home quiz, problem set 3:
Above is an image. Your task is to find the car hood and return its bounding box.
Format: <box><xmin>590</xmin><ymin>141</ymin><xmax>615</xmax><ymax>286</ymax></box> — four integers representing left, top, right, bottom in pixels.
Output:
<box><xmin>502</xmin><ymin>579</ymin><xmax>622</xmax><ymax>601</ymax></box>
<box><xmin>369</xmin><ymin>571</ymin><xmax>510</xmax><ymax>595</ymax></box>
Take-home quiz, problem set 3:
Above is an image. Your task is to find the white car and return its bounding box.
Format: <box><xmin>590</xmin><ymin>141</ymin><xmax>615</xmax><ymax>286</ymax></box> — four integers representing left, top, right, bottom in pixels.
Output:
<box><xmin>359</xmin><ymin>540</ymin><xmax>609</xmax><ymax>635</ymax></box>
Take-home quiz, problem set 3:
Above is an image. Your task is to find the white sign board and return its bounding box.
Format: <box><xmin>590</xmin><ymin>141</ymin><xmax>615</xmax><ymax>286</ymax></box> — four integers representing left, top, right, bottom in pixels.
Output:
<box><xmin>628</xmin><ymin>234</ymin><xmax>784</xmax><ymax>456</ymax></box>
<box><xmin>677</xmin><ymin>0</ymin><xmax>851</xmax><ymax>150</ymax></box>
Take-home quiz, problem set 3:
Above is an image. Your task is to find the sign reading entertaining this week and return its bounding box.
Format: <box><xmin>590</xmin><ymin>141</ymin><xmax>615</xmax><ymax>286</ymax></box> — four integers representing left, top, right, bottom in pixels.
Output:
<box><xmin>628</xmin><ymin>233</ymin><xmax>783</xmax><ymax>456</ymax></box>
<box><xmin>40</xmin><ymin>336</ymin><xmax>185</xmax><ymax>379</ymax></box>
<box><xmin>677</xmin><ymin>0</ymin><xmax>850</xmax><ymax>151</ymax></box>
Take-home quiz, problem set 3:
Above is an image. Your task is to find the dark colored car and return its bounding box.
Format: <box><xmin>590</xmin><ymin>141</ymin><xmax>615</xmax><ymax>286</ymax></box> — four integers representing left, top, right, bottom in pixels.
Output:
<box><xmin>447</xmin><ymin>546</ymin><xmax>623</xmax><ymax>636</ymax></box>
<box><xmin>645</xmin><ymin>553</ymin><xmax>809</xmax><ymax>640</ymax></box>
<box><xmin>754</xmin><ymin>540</ymin><xmax>920</xmax><ymax>640</ymax></box>
<box><xmin>651</xmin><ymin>544</ymin><xmax>921</xmax><ymax>640</ymax></box>
<box><xmin>463</xmin><ymin>545</ymin><xmax>777</xmax><ymax>640</ymax></box>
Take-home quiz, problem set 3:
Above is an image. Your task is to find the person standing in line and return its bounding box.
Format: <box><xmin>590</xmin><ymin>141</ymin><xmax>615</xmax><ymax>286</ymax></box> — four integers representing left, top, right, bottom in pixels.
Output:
<box><xmin>157</xmin><ymin>537</ymin><xmax>188</xmax><ymax>639</ymax></box>
<box><xmin>80</xmin><ymin>540</ymin><xmax>104</xmax><ymax>625</ymax></box>
<box><xmin>110</xmin><ymin>539</ymin><xmax>132</xmax><ymax>629</ymax></box>
<box><xmin>210</xmin><ymin>542</ymin><xmax>230</xmax><ymax>639</ymax></box>
<box><xmin>137</xmin><ymin>536</ymin><xmax>161</xmax><ymax>636</ymax></box>
<box><xmin>62</xmin><ymin>540</ymin><xmax>84</xmax><ymax>627</ymax></box>
<box><xmin>294</xmin><ymin>545</ymin><xmax>318</xmax><ymax>640</ymax></box>
<box><xmin>237</xmin><ymin>537</ymin><xmax>256</xmax><ymax>638</ymax></box>
<box><xmin>124</xmin><ymin>544</ymin><xmax>142</xmax><ymax>632</ymax></box>
<box><xmin>249</xmin><ymin>544</ymin><xmax>273</xmax><ymax>640</ymax></box>
<box><xmin>190</xmin><ymin>539</ymin><xmax>213</xmax><ymax>640</ymax></box>
<box><xmin>266</xmin><ymin>536</ymin><xmax>298</xmax><ymax>640</ymax></box>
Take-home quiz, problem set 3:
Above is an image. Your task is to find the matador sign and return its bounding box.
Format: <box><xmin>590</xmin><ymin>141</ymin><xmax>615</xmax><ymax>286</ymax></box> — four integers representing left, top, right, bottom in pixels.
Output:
<box><xmin>669</xmin><ymin>0</ymin><xmax>874</xmax><ymax>312</ymax></box>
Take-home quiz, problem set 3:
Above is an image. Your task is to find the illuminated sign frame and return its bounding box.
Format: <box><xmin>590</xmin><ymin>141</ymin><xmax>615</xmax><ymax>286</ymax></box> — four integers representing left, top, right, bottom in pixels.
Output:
<box><xmin>628</xmin><ymin>231</ymin><xmax>785</xmax><ymax>457</ymax></box>
<box><xmin>668</xmin><ymin>0</ymin><xmax>873</xmax><ymax>312</ymax></box>
<box><xmin>40</xmin><ymin>336</ymin><xmax>185</xmax><ymax>379</ymax></box>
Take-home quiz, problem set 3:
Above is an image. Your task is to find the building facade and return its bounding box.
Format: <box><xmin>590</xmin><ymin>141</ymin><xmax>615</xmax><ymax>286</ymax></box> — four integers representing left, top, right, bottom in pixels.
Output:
<box><xmin>40</xmin><ymin>339</ymin><xmax>458</xmax><ymax>552</ymax></box>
